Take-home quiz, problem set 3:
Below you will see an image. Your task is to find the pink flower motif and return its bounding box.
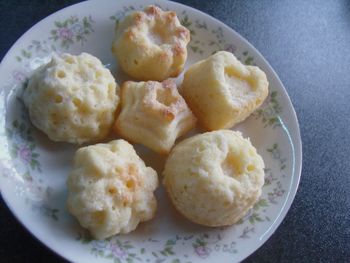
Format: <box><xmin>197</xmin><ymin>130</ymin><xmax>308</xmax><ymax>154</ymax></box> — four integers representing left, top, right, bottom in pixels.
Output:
<box><xmin>12</xmin><ymin>70</ymin><xmax>27</xmax><ymax>83</ymax></box>
<box><xmin>277</xmin><ymin>190</ymin><xmax>285</xmax><ymax>196</ymax></box>
<box><xmin>18</xmin><ymin>145</ymin><xmax>32</xmax><ymax>163</ymax></box>
<box><xmin>110</xmin><ymin>244</ymin><xmax>127</xmax><ymax>258</ymax></box>
<box><xmin>58</xmin><ymin>28</ymin><xmax>73</xmax><ymax>40</ymax></box>
<box><xmin>195</xmin><ymin>246</ymin><xmax>210</xmax><ymax>258</ymax></box>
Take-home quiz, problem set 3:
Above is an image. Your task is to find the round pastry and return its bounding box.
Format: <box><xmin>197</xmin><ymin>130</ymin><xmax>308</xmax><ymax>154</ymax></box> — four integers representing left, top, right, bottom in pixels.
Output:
<box><xmin>163</xmin><ymin>130</ymin><xmax>265</xmax><ymax>227</ymax></box>
<box><xmin>114</xmin><ymin>79</ymin><xmax>196</xmax><ymax>154</ymax></box>
<box><xmin>181</xmin><ymin>51</ymin><xmax>269</xmax><ymax>130</ymax></box>
<box><xmin>112</xmin><ymin>5</ymin><xmax>190</xmax><ymax>81</ymax></box>
<box><xmin>23</xmin><ymin>52</ymin><xmax>119</xmax><ymax>144</ymax></box>
<box><xmin>67</xmin><ymin>140</ymin><xmax>158</xmax><ymax>239</ymax></box>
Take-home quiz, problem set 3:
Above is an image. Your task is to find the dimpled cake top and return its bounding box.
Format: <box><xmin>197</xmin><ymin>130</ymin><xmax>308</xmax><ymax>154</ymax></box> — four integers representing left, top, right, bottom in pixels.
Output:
<box><xmin>23</xmin><ymin>52</ymin><xmax>119</xmax><ymax>144</ymax></box>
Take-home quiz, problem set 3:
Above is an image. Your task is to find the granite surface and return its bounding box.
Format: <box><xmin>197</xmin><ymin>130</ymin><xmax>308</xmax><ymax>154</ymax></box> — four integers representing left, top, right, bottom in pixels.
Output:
<box><xmin>0</xmin><ymin>0</ymin><xmax>349</xmax><ymax>262</ymax></box>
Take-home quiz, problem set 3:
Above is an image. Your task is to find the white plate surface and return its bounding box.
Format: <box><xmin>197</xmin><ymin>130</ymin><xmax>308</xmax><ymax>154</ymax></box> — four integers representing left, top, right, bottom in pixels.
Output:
<box><xmin>0</xmin><ymin>0</ymin><xmax>302</xmax><ymax>262</ymax></box>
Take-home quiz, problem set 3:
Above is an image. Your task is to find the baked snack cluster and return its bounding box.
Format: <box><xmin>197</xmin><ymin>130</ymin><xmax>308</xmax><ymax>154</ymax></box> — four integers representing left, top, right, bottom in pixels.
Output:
<box><xmin>22</xmin><ymin>4</ymin><xmax>269</xmax><ymax>239</ymax></box>
<box><xmin>163</xmin><ymin>130</ymin><xmax>265</xmax><ymax>226</ymax></box>
<box><xmin>181</xmin><ymin>51</ymin><xmax>269</xmax><ymax>130</ymax></box>
<box><xmin>112</xmin><ymin>5</ymin><xmax>190</xmax><ymax>81</ymax></box>
<box><xmin>67</xmin><ymin>140</ymin><xmax>158</xmax><ymax>239</ymax></box>
<box><xmin>114</xmin><ymin>79</ymin><xmax>196</xmax><ymax>154</ymax></box>
<box><xmin>23</xmin><ymin>52</ymin><xmax>119</xmax><ymax>144</ymax></box>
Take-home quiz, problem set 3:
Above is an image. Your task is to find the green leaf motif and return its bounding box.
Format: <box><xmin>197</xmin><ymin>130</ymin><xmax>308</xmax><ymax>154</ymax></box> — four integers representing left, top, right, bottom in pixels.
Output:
<box><xmin>244</xmin><ymin>56</ymin><xmax>254</xmax><ymax>65</ymax></box>
<box><xmin>166</xmin><ymin>239</ymin><xmax>176</xmax><ymax>246</ymax></box>
<box><xmin>55</xmin><ymin>21</ymin><xmax>62</xmax><ymax>27</ymax></box>
<box><xmin>253</xmin><ymin>90</ymin><xmax>282</xmax><ymax>128</ymax></box>
<box><xmin>181</xmin><ymin>15</ymin><xmax>192</xmax><ymax>28</ymax></box>
<box><xmin>13</xmin><ymin>120</ymin><xmax>19</xmax><ymax>127</ymax></box>
<box><xmin>253</xmin><ymin>198</ymin><xmax>268</xmax><ymax>210</ymax></box>
<box><xmin>249</xmin><ymin>213</ymin><xmax>263</xmax><ymax>224</ymax></box>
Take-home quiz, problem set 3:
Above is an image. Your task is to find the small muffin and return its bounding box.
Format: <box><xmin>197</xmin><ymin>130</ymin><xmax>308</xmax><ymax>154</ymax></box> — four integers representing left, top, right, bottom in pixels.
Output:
<box><xmin>112</xmin><ymin>5</ymin><xmax>190</xmax><ymax>81</ymax></box>
<box><xmin>114</xmin><ymin>79</ymin><xmax>196</xmax><ymax>154</ymax></box>
<box><xmin>23</xmin><ymin>53</ymin><xmax>119</xmax><ymax>144</ymax></box>
<box><xmin>67</xmin><ymin>140</ymin><xmax>158</xmax><ymax>239</ymax></box>
<box><xmin>163</xmin><ymin>130</ymin><xmax>265</xmax><ymax>227</ymax></box>
<box><xmin>181</xmin><ymin>51</ymin><xmax>269</xmax><ymax>130</ymax></box>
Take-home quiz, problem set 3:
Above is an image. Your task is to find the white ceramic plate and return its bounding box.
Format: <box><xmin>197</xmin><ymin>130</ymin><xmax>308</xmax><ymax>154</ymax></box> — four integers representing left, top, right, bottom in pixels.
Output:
<box><xmin>0</xmin><ymin>0</ymin><xmax>302</xmax><ymax>262</ymax></box>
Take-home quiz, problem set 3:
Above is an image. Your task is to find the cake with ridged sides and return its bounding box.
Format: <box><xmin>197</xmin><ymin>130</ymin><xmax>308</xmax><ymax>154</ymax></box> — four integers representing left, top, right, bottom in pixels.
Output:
<box><xmin>163</xmin><ymin>130</ymin><xmax>265</xmax><ymax>227</ymax></box>
<box><xmin>114</xmin><ymin>79</ymin><xmax>196</xmax><ymax>154</ymax></box>
<box><xmin>112</xmin><ymin>5</ymin><xmax>190</xmax><ymax>81</ymax></box>
<box><xmin>67</xmin><ymin>140</ymin><xmax>158</xmax><ymax>239</ymax></box>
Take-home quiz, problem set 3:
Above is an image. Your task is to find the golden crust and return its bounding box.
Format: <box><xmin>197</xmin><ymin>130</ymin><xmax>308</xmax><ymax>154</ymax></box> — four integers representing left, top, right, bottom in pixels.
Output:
<box><xmin>112</xmin><ymin>5</ymin><xmax>190</xmax><ymax>81</ymax></box>
<box><xmin>67</xmin><ymin>140</ymin><xmax>158</xmax><ymax>239</ymax></box>
<box><xmin>181</xmin><ymin>51</ymin><xmax>269</xmax><ymax>130</ymax></box>
<box><xmin>114</xmin><ymin>79</ymin><xmax>196</xmax><ymax>154</ymax></box>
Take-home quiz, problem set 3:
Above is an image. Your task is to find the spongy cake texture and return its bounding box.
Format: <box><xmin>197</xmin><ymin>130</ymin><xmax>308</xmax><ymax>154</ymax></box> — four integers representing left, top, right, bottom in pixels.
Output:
<box><xmin>181</xmin><ymin>51</ymin><xmax>268</xmax><ymax>130</ymax></box>
<box><xmin>67</xmin><ymin>140</ymin><xmax>158</xmax><ymax>239</ymax></box>
<box><xmin>114</xmin><ymin>79</ymin><xmax>196</xmax><ymax>154</ymax></box>
<box><xmin>163</xmin><ymin>130</ymin><xmax>265</xmax><ymax>227</ymax></box>
<box><xmin>112</xmin><ymin>5</ymin><xmax>190</xmax><ymax>81</ymax></box>
<box><xmin>23</xmin><ymin>52</ymin><xmax>119</xmax><ymax>144</ymax></box>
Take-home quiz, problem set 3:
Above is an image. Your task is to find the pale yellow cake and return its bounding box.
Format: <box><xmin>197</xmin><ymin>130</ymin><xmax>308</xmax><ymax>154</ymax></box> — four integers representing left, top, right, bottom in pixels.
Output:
<box><xmin>67</xmin><ymin>140</ymin><xmax>158</xmax><ymax>239</ymax></box>
<box><xmin>112</xmin><ymin>5</ymin><xmax>190</xmax><ymax>81</ymax></box>
<box><xmin>23</xmin><ymin>52</ymin><xmax>119</xmax><ymax>144</ymax></box>
<box><xmin>181</xmin><ymin>51</ymin><xmax>269</xmax><ymax>130</ymax></box>
<box><xmin>163</xmin><ymin>130</ymin><xmax>265</xmax><ymax>227</ymax></box>
<box><xmin>114</xmin><ymin>79</ymin><xmax>196</xmax><ymax>154</ymax></box>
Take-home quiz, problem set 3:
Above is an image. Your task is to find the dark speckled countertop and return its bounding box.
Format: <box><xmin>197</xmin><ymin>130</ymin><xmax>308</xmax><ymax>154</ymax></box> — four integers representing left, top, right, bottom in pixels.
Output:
<box><xmin>1</xmin><ymin>0</ymin><xmax>349</xmax><ymax>262</ymax></box>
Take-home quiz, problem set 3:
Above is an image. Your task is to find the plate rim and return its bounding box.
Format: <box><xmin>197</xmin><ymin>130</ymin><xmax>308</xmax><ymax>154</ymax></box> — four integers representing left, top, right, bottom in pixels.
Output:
<box><xmin>0</xmin><ymin>0</ymin><xmax>302</xmax><ymax>262</ymax></box>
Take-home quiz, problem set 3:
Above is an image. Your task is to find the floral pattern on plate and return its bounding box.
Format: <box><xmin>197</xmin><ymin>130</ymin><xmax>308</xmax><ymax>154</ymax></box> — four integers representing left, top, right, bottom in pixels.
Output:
<box><xmin>0</xmin><ymin>1</ymin><xmax>301</xmax><ymax>262</ymax></box>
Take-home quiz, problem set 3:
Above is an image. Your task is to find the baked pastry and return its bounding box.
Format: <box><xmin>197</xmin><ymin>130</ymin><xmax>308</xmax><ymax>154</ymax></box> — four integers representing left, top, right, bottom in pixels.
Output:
<box><xmin>114</xmin><ymin>79</ymin><xmax>196</xmax><ymax>154</ymax></box>
<box><xmin>67</xmin><ymin>139</ymin><xmax>158</xmax><ymax>239</ymax></box>
<box><xmin>112</xmin><ymin>5</ymin><xmax>190</xmax><ymax>81</ymax></box>
<box><xmin>163</xmin><ymin>130</ymin><xmax>265</xmax><ymax>227</ymax></box>
<box><xmin>23</xmin><ymin>52</ymin><xmax>119</xmax><ymax>144</ymax></box>
<box><xmin>181</xmin><ymin>51</ymin><xmax>269</xmax><ymax>130</ymax></box>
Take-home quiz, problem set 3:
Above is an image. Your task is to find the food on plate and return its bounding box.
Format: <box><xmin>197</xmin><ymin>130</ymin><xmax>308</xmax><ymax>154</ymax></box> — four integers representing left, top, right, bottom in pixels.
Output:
<box><xmin>163</xmin><ymin>130</ymin><xmax>265</xmax><ymax>227</ymax></box>
<box><xmin>23</xmin><ymin>52</ymin><xmax>119</xmax><ymax>144</ymax></box>
<box><xmin>112</xmin><ymin>5</ymin><xmax>190</xmax><ymax>81</ymax></box>
<box><xmin>181</xmin><ymin>51</ymin><xmax>269</xmax><ymax>130</ymax></box>
<box><xmin>114</xmin><ymin>79</ymin><xmax>196</xmax><ymax>154</ymax></box>
<box><xmin>67</xmin><ymin>140</ymin><xmax>158</xmax><ymax>239</ymax></box>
